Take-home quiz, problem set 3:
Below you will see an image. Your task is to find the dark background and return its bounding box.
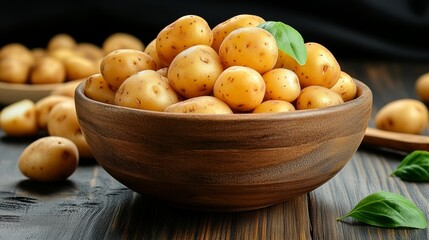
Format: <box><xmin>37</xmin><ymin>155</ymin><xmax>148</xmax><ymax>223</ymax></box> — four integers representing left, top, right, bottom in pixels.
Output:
<box><xmin>2</xmin><ymin>0</ymin><xmax>429</xmax><ymax>61</ymax></box>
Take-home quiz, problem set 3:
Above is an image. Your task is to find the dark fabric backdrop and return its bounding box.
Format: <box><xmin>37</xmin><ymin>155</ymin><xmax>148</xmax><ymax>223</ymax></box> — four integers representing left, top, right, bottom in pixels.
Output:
<box><xmin>2</xmin><ymin>0</ymin><xmax>429</xmax><ymax>60</ymax></box>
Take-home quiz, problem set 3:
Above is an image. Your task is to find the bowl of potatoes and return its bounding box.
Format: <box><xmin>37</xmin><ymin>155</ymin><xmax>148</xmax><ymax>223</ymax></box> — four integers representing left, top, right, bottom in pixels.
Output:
<box><xmin>75</xmin><ymin>14</ymin><xmax>372</xmax><ymax>211</ymax></box>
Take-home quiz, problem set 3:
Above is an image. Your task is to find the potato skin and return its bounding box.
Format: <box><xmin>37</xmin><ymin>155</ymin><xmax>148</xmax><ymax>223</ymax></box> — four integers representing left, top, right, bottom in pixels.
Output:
<box><xmin>0</xmin><ymin>99</ymin><xmax>38</xmax><ymax>136</ymax></box>
<box><xmin>102</xmin><ymin>32</ymin><xmax>145</xmax><ymax>55</ymax></box>
<box><xmin>35</xmin><ymin>95</ymin><xmax>72</xmax><ymax>129</ymax></box>
<box><xmin>18</xmin><ymin>136</ymin><xmax>79</xmax><ymax>182</ymax></box>
<box><xmin>375</xmin><ymin>99</ymin><xmax>429</xmax><ymax>134</ymax></box>
<box><xmin>296</xmin><ymin>85</ymin><xmax>344</xmax><ymax>110</ymax></box>
<box><xmin>84</xmin><ymin>73</ymin><xmax>116</xmax><ymax>104</ymax></box>
<box><xmin>262</xmin><ymin>68</ymin><xmax>301</xmax><ymax>102</ymax></box>
<box><xmin>415</xmin><ymin>72</ymin><xmax>429</xmax><ymax>102</ymax></box>
<box><xmin>164</xmin><ymin>96</ymin><xmax>233</xmax><ymax>114</ymax></box>
<box><xmin>0</xmin><ymin>58</ymin><xmax>31</xmax><ymax>83</ymax></box>
<box><xmin>252</xmin><ymin>100</ymin><xmax>295</xmax><ymax>113</ymax></box>
<box><xmin>30</xmin><ymin>56</ymin><xmax>66</xmax><ymax>84</ymax></box>
<box><xmin>330</xmin><ymin>71</ymin><xmax>357</xmax><ymax>102</ymax></box>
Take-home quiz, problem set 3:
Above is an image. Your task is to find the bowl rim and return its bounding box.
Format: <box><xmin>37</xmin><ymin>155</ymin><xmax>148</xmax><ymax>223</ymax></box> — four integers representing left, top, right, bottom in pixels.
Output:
<box><xmin>75</xmin><ymin>78</ymin><xmax>372</xmax><ymax>121</ymax></box>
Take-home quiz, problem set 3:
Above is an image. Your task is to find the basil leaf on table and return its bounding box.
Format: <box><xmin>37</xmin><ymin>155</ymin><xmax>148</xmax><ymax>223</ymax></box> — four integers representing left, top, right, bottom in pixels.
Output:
<box><xmin>258</xmin><ymin>21</ymin><xmax>307</xmax><ymax>65</ymax></box>
<box><xmin>337</xmin><ymin>191</ymin><xmax>428</xmax><ymax>229</ymax></box>
<box><xmin>391</xmin><ymin>150</ymin><xmax>429</xmax><ymax>182</ymax></box>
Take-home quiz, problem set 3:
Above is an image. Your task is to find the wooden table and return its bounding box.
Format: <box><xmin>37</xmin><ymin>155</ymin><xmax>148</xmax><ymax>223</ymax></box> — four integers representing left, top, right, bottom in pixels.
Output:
<box><xmin>1</xmin><ymin>60</ymin><xmax>428</xmax><ymax>240</ymax></box>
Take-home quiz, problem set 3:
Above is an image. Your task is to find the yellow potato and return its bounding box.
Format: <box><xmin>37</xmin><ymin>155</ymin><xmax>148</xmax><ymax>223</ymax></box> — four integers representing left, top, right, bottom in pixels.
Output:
<box><xmin>0</xmin><ymin>58</ymin><xmax>31</xmax><ymax>83</ymax></box>
<box><xmin>156</xmin><ymin>67</ymin><xmax>168</xmax><ymax>78</ymax></box>
<box><xmin>75</xmin><ymin>42</ymin><xmax>105</xmax><ymax>62</ymax></box>
<box><xmin>252</xmin><ymin>100</ymin><xmax>296</xmax><ymax>113</ymax></box>
<box><xmin>115</xmin><ymin>69</ymin><xmax>180</xmax><ymax>111</ymax></box>
<box><xmin>0</xmin><ymin>99</ymin><xmax>38</xmax><ymax>136</ymax></box>
<box><xmin>102</xmin><ymin>32</ymin><xmax>145</xmax><ymax>55</ymax></box>
<box><xmin>100</xmin><ymin>49</ymin><xmax>158</xmax><ymax>90</ymax></box>
<box><xmin>164</xmin><ymin>96</ymin><xmax>233</xmax><ymax>114</ymax></box>
<box><xmin>84</xmin><ymin>73</ymin><xmax>116</xmax><ymax>104</ymax></box>
<box><xmin>211</xmin><ymin>14</ymin><xmax>265</xmax><ymax>53</ymax></box>
<box><xmin>415</xmin><ymin>72</ymin><xmax>429</xmax><ymax>102</ymax></box>
<box><xmin>262</xmin><ymin>68</ymin><xmax>301</xmax><ymax>102</ymax></box>
<box><xmin>31</xmin><ymin>47</ymin><xmax>47</xmax><ymax>60</ymax></box>
<box><xmin>291</xmin><ymin>42</ymin><xmax>341</xmax><ymax>88</ymax></box>
<box><xmin>50</xmin><ymin>79</ymin><xmax>84</xmax><ymax>98</ymax></box>
<box><xmin>30</xmin><ymin>56</ymin><xmax>66</xmax><ymax>84</ymax></box>
<box><xmin>156</xmin><ymin>15</ymin><xmax>213</xmax><ymax>67</ymax></box>
<box><xmin>296</xmin><ymin>85</ymin><xmax>344</xmax><ymax>110</ymax></box>
<box><xmin>144</xmin><ymin>38</ymin><xmax>164</xmax><ymax>69</ymax></box>
<box><xmin>48</xmin><ymin>48</ymin><xmax>78</xmax><ymax>63</ymax></box>
<box><xmin>18</xmin><ymin>136</ymin><xmax>79</xmax><ymax>182</ymax></box>
<box><xmin>330</xmin><ymin>71</ymin><xmax>357</xmax><ymax>102</ymax></box>
<box><xmin>0</xmin><ymin>43</ymin><xmax>35</xmax><ymax>67</ymax></box>
<box><xmin>168</xmin><ymin>44</ymin><xmax>223</xmax><ymax>98</ymax></box>
<box><xmin>47</xmin><ymin>99</ymin><xmax>93</xmax><ymax>159</ymax></box>
<box><xmin>375</xmin><ymin>99</ymin><xmax>429</xmax><ymax>134</ymax></box>
<box><xmin>218</xmin><ymin>26</ymin><xmax>278</xmax><ymax>74</ymax></box>
<box><xmin>47</xmin><ymin>33</ymin><xmax>77</xmax><ymax>52</ymax></box>
<box><xmin>63</xmin><ymin>55</ymin><xmax>99</xmax><ymax>81</ymax></box>
<box><xmin>213</xmin><ymin>66</ymin><xmax>266</xmax><ymax>112</ymax></box>
<box><xmin>35</xmin><ymin>95</ymin><xmax>72</xmax><ymax>129</ymax></box>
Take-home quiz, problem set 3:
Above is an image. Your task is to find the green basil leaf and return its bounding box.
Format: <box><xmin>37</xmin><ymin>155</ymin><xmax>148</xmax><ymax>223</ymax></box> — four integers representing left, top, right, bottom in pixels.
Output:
<box><xmin>337</xmin><ymin>191</ymin><xmax>428</xmax><ymax>229</ymax></box>
<box><xmin>258</xmin><ymin>21</ymin><xmax>307</xmax><ymax>65</ymax></box>
<box><xmin>391</xmin><ymin>150</ymin><xmax>429</xmax><ymax>182</ymax></box>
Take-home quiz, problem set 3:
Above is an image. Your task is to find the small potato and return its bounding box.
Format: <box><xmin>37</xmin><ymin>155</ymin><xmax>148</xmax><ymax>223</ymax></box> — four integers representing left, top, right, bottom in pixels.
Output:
<box><xmin>102</xmin><ymin>32</ymin><xmax>145</xmax><ymax>55</ymax></box>
<box><xmin>263</xmin><ymin>68</ymin><xmax>301</xmax><ymax>102</ymax></box>
<box><xmin>0</xmin><ymin>99</ymin><xmax>38</xmax><ymax>136</ymax></box>
<box><xmin>219</xmin><ymin>26</ymin><xmax>278</xmax><ymax>74</ymax></box>
<box><xmin>0</xmin><ymin>43</ymin><xmax>35</xmax><ymax>67</ymax></box>
<box><xmin>75</xmin><ymin>42</ymin><xmax>105</xmax><ymax>62</ymax></box>
<box><xmin>35</xmin><ymin>95</ymin><xmax>72</xmax><ymax>129</ymax></box>
<box><xmin>47</xmin><ymin>99</ymin><xmax>93</xmax><ymax>159</ymax></box>
<box><xmin>0</xmin><ymin>58</ymin><xmax>31</xmax><ymax>83</ymax></box>
<box><xmin>168</xmin><ymin>45</ymin><xmax>224</xmax><ymax>98</ymax></box>
<box><xmin>164</xmin><ymin>96</ymin><xmax>233</xmax><ymax>114</ymax></box>
<box><xmin>156</xmin><ymin>15</ymin><xmax>213</xmax><ymax>66</ymax></box>
<box><xmin>211</xmin><ymin>14</ymin><xmax>265</xmax><ymax>52</ymax></box>
<box><xmin>144</xmin><ymin>38</ymin><xmax>164</xmax><ymax>69</ymax></box>
<box><xmin>50</xmin><ymin>79</ymin><xmax>84</xmax><ymax>98</ymax></box>
<box><xmin>30</xmin><ymin>56</ymin><xmax>66</xmax><ymax>84</ymax></box>
<box><xmin>84</xmin><ymin>73</ymin><xmax>116</xmax><ymax>104</ymax></box>
<box><xmin>213</xmin><ymin>66</ymin><xmax>266</xmax><ymax>112</ymax></box>
<box><xmin>330</xmin><ymin>71</ymin><xmax>357</xmax><ymax>102</ymax></box>
<box><xmin>375</xmin><ymin>99</ymin><xmax>429</xmax><ymax>134</ymax></box>
<box><xmin>63</xmin><ymin>55</ymin><xmax>99</xmax><ymax>81</ymax></box>
<box><xmin>49</xmin><ymin>48</ymin><xmax>78</xmax><ymax>63</ymax></box>
<box><xmin>415</xmin><ymin>72</ymin><xmax>429</xmax><ymax>102</ymax></box>
<box><xmin>47</xmin><ymin>33</ymin><xmax>77</xmax><ymax>52</ymax></box>
<box><xmin>18</xmin><ymin>136</ymin><xmax>79</xmax><ymax>182</ymax></box>
<box><xmin>296</xmin><ymin>85</ymin><xmax>344</xmax><ymax>110</ymax></box>
<box><xmin>290</xmin><ymin>42</ymin><xmax>341</xmax><ymax>88</ymax></box>
<box><xmin>115</xmin><ymin>69</ymin><xmax>180</xmax><ymax>111</ymax></box>
<box><xmin>100</xmin><ymin>49</ymin><xmax>158</xmax><ymax>90</ymax></box>
<box><xmin>252</xmin><ymin>100</ymin><xmax>296</xmax><ymax>113</ymax></box>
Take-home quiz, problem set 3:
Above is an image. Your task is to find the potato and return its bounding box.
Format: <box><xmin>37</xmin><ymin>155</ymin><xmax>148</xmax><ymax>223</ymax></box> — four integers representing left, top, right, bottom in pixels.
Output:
<box><xmin>47</xmin><ymin>33</ymin><xmax>77</xmax><ymax>52</ymax></box>
<box><xmin>47</xmin><ymin>99</ymin><xmax>93</xmax><ymax>158</ymax></box>
<box><xmin>164</xmin><ymin>96</ymin><xmax>233</xmax><ymax>114</ymax></box>
<box><xmin>211</xmin><ymin>14</ymin><xmax>265</xmax><ymax>53</ymax></box>
<box><xmin>0</xmin><ymin>57</ymin><xmax>31</xmax><ymax>83</ymax></box>
<box><xmin>75</xmin><ymin>42</ymin><xmax>105</xmax><ymax>62</ymax></box>
<box><xmin>296</xmin><ymin>85</ymin><xmax>344</xmax><ymax>110</ymax></box>
<box><xmin>168</xmin><ymin>45</ymin><xmax>224</xmax><ymax>98</ymax></box>
<box><xmin>100</xmin><ymin>49</ymin><xmax>158</xmax><ymax>90</ymax></box>
<box><xmin>252</xmin><ymin>100</ymin><xmax>295</xmax><ymax>113</ymax></box>
<box><xmin>84</xmin><ymin>73</ymin><xmax>116</xmax><ymax>104</ymax></box>
<box><xmin>213</xmin><ymin>66</ymin><xmax>266</xmax><ymax>112</ymax></box>
<box><xmin>262</xmin><ymin>68</ymin><xmax>301</xmax><ymax>102</ymax></box>
<box><xmin>0</xmin><ymin>99</ymin><xmax>38</xmax><ymax>136</ymax></box>
<box><xmin>35</xmin><ymin>95</ymin><xmax>72</xmax><ymax>129</ymax></box>
<box><xmin>102</xmin><ymin>32</ymin><xmax>145</xmax><ymax>55</ymax></box>
<box><xmin>144</xmin><ymin>38</ymin><xmax>163</xmax><ymax>69</ymax></box>
<box><xmin>49</xmin><ymin>48</ymin><xmax>78</xmax><ymax>62</ymax></box>
<box><xmin>115</xmin><ymin>69</ymin><xmax>180</xmax><ymax>111</ymax></box>
<box><xmin>415</xmin><ymin>72</ymin><xmax>429</xmax><ymax>102</ymax></box>
<box><xmin>50</xmin><ymin>79</ymin><xmax>84</xmax><ymax>98</ymax></box>
<box><xmin>375</xmin><ymin>99</ymin><xmax>429</xmax><ymax>134</ymax></box>
<box><xmin>289</xmin><ymin>42</ymin><xmax>341</xmax><ymax>88</ymax></box>
<box><xmin>31</xmin><ymin>47</ymin><xmax>47</xmax><ymax>60</ymax></box>
<box><xmin>63</xmin><ymin>55</ymin><xmax>99</xmax><ymax>81</ymax></box>
<box><xmin>219</xmin><ymin>26</ymin><xmax>278</xmax><ymax>74</ymax></box>
<box><xmin>0</xmin><ymin>43</ymin><xmax>35</xmax><ymax>67</ymax></box>
<box><xmin>30</xmin><ymin>56</ymin><xmax>66</xmax><ymax>84</ymax></box>
<box><xmin>330</xmin><ymin>71</ymin><xmax>357</xmax><ymax>102</ymax></box>
<box><xmin>18</xmin><ymin>136</ymin><xmax>79</xmax><ymax>182</ymax></box>
<box><xmin>156</xmin><ymin>15</ymin><xmax>213</xmax><ymax>67</ymax></box>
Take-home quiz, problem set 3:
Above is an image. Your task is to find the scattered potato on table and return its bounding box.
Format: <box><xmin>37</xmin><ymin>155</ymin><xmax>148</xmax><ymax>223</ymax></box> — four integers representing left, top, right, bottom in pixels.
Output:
<box><xmin>252</xmin><ymin>100</ymin><xmax>296</xmax><ymax>113</ymax></box>
<box><xmin>168</xmin><ymin>44</ymin><xmax>224</xmax><ymax>98</ymax></box>
<box><xmin>18</xmin><ymin>136</ymin><xmax>79</xmax><ymax>182</ymax></box>
<box><xmin>115</xmin><ymin>69</ymin><xmax>180</xmax><ymax>111</ymax></box>
<box><xmin>30</xmin><ymin>56</ymin><xmax>66</xmax><ymax>84</ymax></box>
<box><xmin>102</xmin><ymin>32</ymin><xmax>145</xmax><ymax>55</ymax></box>
<box><xmin>219</xmin><ymin>26</ymin><xmax>278</xmax><ymax>74</ymax></box>
<box><xmin>213</xmin><ymin>66</ymin><xmax>266</xmax><ymax>112</ymax></box>
<box><xmin>0</xmin><ymin>99</ymin><xmax>38</xmax><ymax>136</ymax></box>
<box><xmin>84</xmin><ymin>73</ymin><xmax>116</xmax><ymax>104</ymax></box>
<box><xmin>100</xmin><ymin>49</ymin><xmax>158</xmax><ymax>90</ymax></box>
<box><xmin>156</xmin><ymin>15</ymin><xmax>213</xmax><ymax>67</ymax></box>
<box><xmin>47</xmin><ymin>99</ymin><xmax>93</xmax><ymax>159</ymax></box>
<box><xmin>35</xmin><ymin>95</ymin><xmax>72</xmax><ymax>129</ymax></box>
<box><xmin>262</xmin><ymin>68</ymin><xmax>301</xmax><ymax>102</ymax></box>
<box><xmin>296</xmin><ymin>85</ymin><xmax>344</xmax><ymax>110</ymax></box>
<box><xmin>330</xmin><ymin>71</ymin><xmax>357</xmax><ymax>102</ymax></box>
<box><xmin>375</xmin><ymin>98</ymin><xmax>429</xmax><ymax>134</ymax></box>
<box><xmin>164</xmin><ymin>96</ymin><xmax>233</xmax><ymax>114</ymax></box>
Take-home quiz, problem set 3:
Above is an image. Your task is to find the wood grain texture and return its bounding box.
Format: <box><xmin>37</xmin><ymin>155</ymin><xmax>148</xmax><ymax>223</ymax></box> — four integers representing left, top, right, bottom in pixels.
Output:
<box><xmin>1</xmin><ymin>60</ymin><xmax>428</xmax><ymax>239</ymax></box>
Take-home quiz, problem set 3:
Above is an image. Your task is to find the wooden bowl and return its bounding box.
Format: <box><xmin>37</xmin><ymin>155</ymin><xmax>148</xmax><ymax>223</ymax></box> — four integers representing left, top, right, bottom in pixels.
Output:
<box><xmin>75</xmin><ymin>79</ymin><xmax>372</xmax><ymax>212</ymax></box>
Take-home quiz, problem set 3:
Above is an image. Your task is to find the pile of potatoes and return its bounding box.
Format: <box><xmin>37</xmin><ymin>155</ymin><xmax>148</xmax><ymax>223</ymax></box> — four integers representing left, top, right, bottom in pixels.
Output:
<box><xmin>84</xmin><ymin>14</ymin><xmax>358</xmax><ymax>115</ymax></box>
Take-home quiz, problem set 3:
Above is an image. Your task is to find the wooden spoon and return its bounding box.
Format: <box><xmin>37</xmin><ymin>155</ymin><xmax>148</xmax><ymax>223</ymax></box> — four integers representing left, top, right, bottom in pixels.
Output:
<box><xmin>362</xmin><ymin>127</ymin><xmax>429</xmax><ymax>152</ymax></box>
